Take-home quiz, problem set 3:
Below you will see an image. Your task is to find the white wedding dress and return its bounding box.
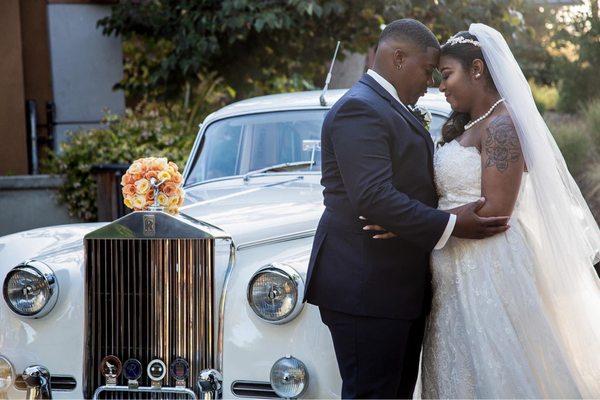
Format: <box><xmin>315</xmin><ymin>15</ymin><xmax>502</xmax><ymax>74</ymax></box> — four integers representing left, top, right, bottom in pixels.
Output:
<box><xmin>420</xmin><ymin>140</ymin><xmax>595</xmax><ymax>398</ymax></box>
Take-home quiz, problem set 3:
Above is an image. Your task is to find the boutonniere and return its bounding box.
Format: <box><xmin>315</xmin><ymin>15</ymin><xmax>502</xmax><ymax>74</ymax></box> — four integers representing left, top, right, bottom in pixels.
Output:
<box><xmin>408</xmin><ymin>105</ymin><xmax>432</xmax><ymax>131</ymax></box>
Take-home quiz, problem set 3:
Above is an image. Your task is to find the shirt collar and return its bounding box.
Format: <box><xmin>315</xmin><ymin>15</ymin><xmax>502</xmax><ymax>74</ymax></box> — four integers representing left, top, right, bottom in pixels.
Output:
<box><xmin>366</xmin><ymin>69</ymin><xmax>409</xmax><ymax>111</ymax></box>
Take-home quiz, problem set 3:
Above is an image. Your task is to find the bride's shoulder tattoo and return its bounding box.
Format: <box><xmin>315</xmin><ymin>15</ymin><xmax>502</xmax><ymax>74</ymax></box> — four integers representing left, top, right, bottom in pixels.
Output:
<box><xmin>483</xmin><ymin>115</ymin><xmax>521</xmax><ymax>172</ymax></box>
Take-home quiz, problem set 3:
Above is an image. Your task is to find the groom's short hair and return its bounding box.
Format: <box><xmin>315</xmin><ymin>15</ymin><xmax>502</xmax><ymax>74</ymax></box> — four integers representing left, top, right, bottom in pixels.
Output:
<box><xmin>379</xmin><ymin>19</ymin><xmax>440</xmax><ymax>51</ymax></box>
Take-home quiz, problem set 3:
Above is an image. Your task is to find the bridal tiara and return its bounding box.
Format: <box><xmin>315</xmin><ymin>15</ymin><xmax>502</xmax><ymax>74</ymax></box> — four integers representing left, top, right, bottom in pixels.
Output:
<box><xmin>444</xmin><ymin>36</ymin><xmax>481</xmax><ymax>47</ymax></box>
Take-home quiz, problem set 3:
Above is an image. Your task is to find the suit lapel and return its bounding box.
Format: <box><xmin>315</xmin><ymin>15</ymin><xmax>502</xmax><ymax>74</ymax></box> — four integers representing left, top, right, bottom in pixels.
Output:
<box><xmin>359</xmin><ymin>74</ymin><xmax>434</xmax><ymax>159</ymax></box>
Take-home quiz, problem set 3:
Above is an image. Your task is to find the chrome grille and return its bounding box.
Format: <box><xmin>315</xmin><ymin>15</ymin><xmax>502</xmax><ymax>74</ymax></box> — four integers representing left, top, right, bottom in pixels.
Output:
<box><xmin>84</xmin><ymin>238</ymin><xmax>214</xmax><ymax>399</ymax></box>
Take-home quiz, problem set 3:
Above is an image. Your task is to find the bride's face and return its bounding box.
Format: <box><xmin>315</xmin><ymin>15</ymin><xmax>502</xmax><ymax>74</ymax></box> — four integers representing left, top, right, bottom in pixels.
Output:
<box><xmin>438</xmin><ymin>55</ymin><xmax>474</xmax><ymax>113</ymax></box>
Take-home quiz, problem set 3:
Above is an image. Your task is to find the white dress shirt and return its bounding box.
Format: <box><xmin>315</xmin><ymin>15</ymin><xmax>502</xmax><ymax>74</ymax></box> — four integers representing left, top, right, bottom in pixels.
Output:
<box><xmin>366</xmin><ymin>69</ymin><xmax>456</xmax><ymax>250</ymax></box>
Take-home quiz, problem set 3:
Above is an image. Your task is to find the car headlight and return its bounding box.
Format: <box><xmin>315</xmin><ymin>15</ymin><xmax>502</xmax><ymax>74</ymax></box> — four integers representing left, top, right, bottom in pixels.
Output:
<box><xmin>270</xmin><ymin>355</ymin><xmax>309</xmax><ymax>398</ymax></box>
<box><xmin>247</xmin><ymin>263</ymin><xmax>304</xmax><ymax>324</ymax></box>
<box><xmin>2</xmin><ymin>260</ymin><xmax>58</xmax><ymax>318</ymax></box>
<box><xmin>0</xmin><ymin>356</ymin><xmax>15</xmax><ymax>392</ymax></box>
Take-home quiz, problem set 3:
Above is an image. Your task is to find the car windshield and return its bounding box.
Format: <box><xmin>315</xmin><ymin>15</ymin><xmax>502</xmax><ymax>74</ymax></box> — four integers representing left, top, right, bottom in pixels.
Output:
<box><xmin>186</xmin><ymin>110</ymin><xmax>327</xmax><ymax>185</ymax></box>
<box><xmin>185</xmin><ymin>108</ymin><xmax>448</xmax><ymax>185</ymax></box>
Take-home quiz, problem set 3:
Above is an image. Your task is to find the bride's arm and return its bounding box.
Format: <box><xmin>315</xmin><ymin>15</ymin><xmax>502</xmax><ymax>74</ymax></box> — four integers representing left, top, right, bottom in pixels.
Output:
<box><xmin>477</xmin><ymin>114</ymin><xmax>524</xmax><ymax>217</ymax></box>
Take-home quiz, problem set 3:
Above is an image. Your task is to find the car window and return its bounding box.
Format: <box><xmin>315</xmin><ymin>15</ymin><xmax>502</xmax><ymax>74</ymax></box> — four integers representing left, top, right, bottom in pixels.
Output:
<box><xmin>186</xmin><ymin>110</ymin><xmax>327</xmax><ymax>185</ymax></box>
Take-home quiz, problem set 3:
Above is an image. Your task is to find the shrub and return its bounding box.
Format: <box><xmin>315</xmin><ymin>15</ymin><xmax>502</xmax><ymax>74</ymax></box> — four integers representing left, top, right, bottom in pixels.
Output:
<box><xmin>548</xmin><ymin>116</ymin><xmax>591</xmax><ymax>177</ymax></box>
<box><xmin>582</xmin><ymin>98</ymin><xmax>600</xmax><ymax>150</ymax></box>
<box><xmin>47</xmin><ymin>102</ymin><xmax>198</xmax><ymax>221</ymax></box>
<box><xmin>529</xmin><ymin>79</ymin><xmax>559</xmax><ymax>114</ymax></box>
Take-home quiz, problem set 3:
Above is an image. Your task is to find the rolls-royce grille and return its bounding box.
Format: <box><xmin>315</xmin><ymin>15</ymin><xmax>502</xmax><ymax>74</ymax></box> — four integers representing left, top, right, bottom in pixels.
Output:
<box><xmin>84</xmin><ymin>238</ymin><xmax>214</xmax><ymax>399</ymax></box>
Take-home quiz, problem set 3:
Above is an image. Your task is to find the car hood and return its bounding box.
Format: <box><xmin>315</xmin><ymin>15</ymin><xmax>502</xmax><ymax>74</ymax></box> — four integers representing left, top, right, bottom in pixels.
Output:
<box><xmin>181</xmin><ymin>174</ymin><xmax>324</xmax><ymax>245</ymax></box>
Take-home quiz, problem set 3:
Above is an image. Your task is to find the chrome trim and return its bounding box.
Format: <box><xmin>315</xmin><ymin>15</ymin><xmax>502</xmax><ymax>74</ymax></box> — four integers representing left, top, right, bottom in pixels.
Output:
<box><xmin>2</xmin><ymin>260</ymin><xmax>59</xmax><ymax>318</ymax></box>
<box><xmin>0</xmin><ymin>355</ymin><xmax>15</xmax><ymax>396</ymax></box>
<box><xmin>92</xmin><ymin>384</ymin><xmax>197</xmax><ymax>399</ymax></box>
<box><xmin>269</xmin><ymin>356</ymin><xmax>309</xmax><ymax>399</ymax></box>
<box><xmin>197</xmin><ymin>369</ymin><xmax>223</xmax><ymax>400</ymax></box>
<box><xmin>22</xmin><ymin>365</ymin><xmax>51</xmax><ymax>400</ymax></box>
<box><xmin>247</xmin><ymin>263</ymin><xmax>305</xmax><ymax>325</ymax></box>
<box><xmin>230</xmin><ymin>380</ymin><xmax>277</xmax><ymax>399</ymax></box>
<box><xmin>217</xmin><ymin>240</ymin><xmax>236</xmax><ymax>372</ymax></box>
<box><xmin>236</xmin><ymin>229</ymin><xmax>316</xmax><ymax>251</ymax></box>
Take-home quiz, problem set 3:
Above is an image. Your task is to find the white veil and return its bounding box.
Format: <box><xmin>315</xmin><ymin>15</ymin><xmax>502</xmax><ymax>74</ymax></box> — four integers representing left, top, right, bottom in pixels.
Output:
<box><xmin>469</xmin><ymin>23</ymin><xmax>600</xmax><ymax>394</ymax></box>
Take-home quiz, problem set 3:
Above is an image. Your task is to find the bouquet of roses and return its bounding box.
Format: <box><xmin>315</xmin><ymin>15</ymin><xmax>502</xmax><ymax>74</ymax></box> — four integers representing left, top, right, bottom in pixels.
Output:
<box><xmin>121</xmin><ymin>157</ymin><xmax>185</xmax><ymax>215</ymax></box>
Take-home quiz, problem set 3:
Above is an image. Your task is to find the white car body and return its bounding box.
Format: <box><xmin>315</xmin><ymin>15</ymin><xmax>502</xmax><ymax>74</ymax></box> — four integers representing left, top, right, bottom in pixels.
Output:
<box><xmin>0</xmin><ymin>88</ymin><xmax>451</xmax><ymax>399</ymax></box>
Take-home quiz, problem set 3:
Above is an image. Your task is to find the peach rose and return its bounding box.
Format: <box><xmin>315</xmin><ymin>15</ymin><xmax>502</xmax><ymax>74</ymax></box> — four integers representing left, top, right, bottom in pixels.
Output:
<box><xmin>178</xmin><ymin>194</ymin><xmax>185</xmax><ymax>206</ymax></box>
<box><xmin>128</xmin><ymin>162</ymin><xmax>143</xmax><ymax>175</ymax></box>
<box><xmin>168</xmin><ymin>161</ymin><xmax>179</xmax><ymax>172</ymax></box>
<box><xmin>171</xmin><ymin>172</ymin><xmax>182</xmax><ymax>184</ymax></box>
<box><xmin>121</xmin><ymin>173</ymin><xmax>135</xmax><ymax>186</ymax></box>
<box><xmin>135</xmin><ymin>178</ymin><xmax>150</xmax><ymax>195</ymax></box>
<box><xmin>162</xmin><ymin>182</ymin><xmax>178</xmax><ymax>197</ymax></box>
<box><xmin>122</xmin><ymin>184</ymin><xmax>136</xmax><ymax>197</ymax></box>
<box><xmin>144</xmin><ymin>170</ymin><xmax>159</xmax><ymax>181</ymax></box>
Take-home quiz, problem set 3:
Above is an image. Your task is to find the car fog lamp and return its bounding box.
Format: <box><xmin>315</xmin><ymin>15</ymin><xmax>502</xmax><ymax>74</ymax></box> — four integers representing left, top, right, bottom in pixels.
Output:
<box><xmin>2</xmin><ymin>261</ymin><xmax>58</xmax><ymax>318</ymax></box>
<box><xmin>0</xmin><ymin>356</ymin><xmax>15</xmax><ymax>392</ymax></box>
<box><xmin>247</xmin><ymin>264</ymin><xmax>304</xmax><ymax>323</ymax></box>
<box><xmin>269</xmin><ymin>355</ymin><xmax>308</xmax><ymax>398</ymax></box>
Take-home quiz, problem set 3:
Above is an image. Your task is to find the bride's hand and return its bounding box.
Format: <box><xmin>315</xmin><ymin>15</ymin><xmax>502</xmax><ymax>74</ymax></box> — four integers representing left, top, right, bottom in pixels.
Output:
<box><xmin>362</xmin><ymin>224</ymin><xmax>398</xmax><ymax>239</ymax></box>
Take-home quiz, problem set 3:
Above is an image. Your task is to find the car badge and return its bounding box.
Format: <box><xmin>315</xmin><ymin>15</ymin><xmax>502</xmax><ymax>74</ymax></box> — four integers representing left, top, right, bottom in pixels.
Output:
<box><xmin>122</xmin><ymin>358</ymin><xmax>143</xmax><ymax>389</ymax></box>
<box><xmin>100</xmin><ymin>355</ymin><xmax>122</xmax><ymax>386</ymax></box>
<box><xmin>147</xmin><ymin>358</ymin><xmax>167</xmax><ymax>388</ymax></box>
<box><xmin>169</xmin><ymin>358</ymin><xmax>190</xmax><ymax>388</ymax></box>
<box><xmin>143</xmin><ymin>214</ymin><xmax>156</xmax><ymax>237</ymax></box>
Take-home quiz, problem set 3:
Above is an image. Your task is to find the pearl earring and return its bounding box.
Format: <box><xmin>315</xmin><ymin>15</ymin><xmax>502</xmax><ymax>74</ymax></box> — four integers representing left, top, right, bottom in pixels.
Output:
<box><xmin>475</xmin><ymin>73</ymin><xmax>481</xmax><ymax>78</ymax></box>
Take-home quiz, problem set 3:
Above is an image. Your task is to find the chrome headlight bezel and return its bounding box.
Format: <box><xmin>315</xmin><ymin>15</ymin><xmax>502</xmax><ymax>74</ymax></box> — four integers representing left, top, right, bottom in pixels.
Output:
<box><xmin>0</xmin><ymin>355</ymin><xmax>15</xmax><ymax>392</ymax></box>
<box><xmin>247</xmin><ymin>263</ymin><xmax>305</xmax><ymax>324</ymax></box>
<box><xmin>2</xmin><ymin>260</ymin><xmax>59</xmax><ymax>318</ymax></box>
<box><xmin>269</xmin><ymin>355</ymin><xmax>309</xmax><ymax>398</ymax></box>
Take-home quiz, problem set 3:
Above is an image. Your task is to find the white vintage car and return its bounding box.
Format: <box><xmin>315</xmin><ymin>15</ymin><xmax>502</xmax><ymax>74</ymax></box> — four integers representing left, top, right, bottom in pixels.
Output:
<box><xmin>0</xmin><ymin>88</ymin><xmax>450</xmax><ymax>399</ymax></box>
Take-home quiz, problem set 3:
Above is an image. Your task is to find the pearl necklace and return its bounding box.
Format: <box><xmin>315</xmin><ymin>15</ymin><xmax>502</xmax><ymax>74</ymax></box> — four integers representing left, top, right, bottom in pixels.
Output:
<box><xmin>464</xmin><ymin>98</ymin><xmax>505</xmax><ymax>131</ymax></box>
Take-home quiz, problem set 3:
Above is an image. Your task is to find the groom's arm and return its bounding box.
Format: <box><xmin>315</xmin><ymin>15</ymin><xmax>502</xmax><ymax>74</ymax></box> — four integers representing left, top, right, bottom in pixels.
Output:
<box><xmin>330</xmin><ymin>97</ymin><xmax>450</xmax><ymax>251</ymax></box>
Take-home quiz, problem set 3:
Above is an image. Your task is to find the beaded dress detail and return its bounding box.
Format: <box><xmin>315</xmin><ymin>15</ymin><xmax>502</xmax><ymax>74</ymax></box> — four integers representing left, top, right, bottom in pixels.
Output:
<box><xmin>420</xmin><ymin>140</ymin><xmax>583</xmax><ymax>398</ymax></box>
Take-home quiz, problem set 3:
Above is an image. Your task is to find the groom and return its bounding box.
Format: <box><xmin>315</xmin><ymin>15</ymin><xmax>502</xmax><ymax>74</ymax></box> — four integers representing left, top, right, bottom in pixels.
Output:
<box><xmin>304</xmin><ymin>19</ymin><xmax>509</xmax><ymax>398</ymax></box>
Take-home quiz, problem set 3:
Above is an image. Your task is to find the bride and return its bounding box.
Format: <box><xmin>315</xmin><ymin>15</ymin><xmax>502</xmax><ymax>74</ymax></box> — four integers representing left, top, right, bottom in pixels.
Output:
<box><xmin>372</xmin><ymin>24</ymin><xmax>600</xmax><ymax>397</ymax></box>
<box><xmin>421</xmin><ymin>24</ymin><xmax>600</xmax><ymax>398</ymax></box>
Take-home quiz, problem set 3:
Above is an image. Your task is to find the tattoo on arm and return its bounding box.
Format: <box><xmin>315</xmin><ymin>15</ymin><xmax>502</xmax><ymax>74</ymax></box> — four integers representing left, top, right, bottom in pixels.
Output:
<box><xmin>483</xmin><ymin>115</ymin><xmax>521</xmax><ymax>172</ymax></box>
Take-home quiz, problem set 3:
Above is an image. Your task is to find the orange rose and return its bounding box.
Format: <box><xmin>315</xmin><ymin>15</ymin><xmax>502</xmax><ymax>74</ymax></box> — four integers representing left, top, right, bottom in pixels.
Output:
<box><xmin>171</xmin><ymin>172</ymin><xmax>182</xmax><ymax>184</ymax></box>
<box><xmin>145</xmin><ymin>189</ymin><xmax>155</xmax><ymax>202</ymax></box>
<box><xmin>122</xmin><ymin>184</ymin><xmax>136</xmax><ymax>197</ymax></box>
<box><xmin>132</xmin><ymin>173</ymin><xmax>143</xmax><ymax>181</ymax></box>
<box><xmin>144</xmin><ymin>170</ymin><xmax>159</xmax><ymax>181</ymax></box>
<box><xmin>162</xmin><ymin>182</ymin><xmax>178</xmax><ymax>197</ymax></box>
<box><xmin>121</xmin><ymin>173</ymin><xmax>134</xmax><ymax>186</ymax></box>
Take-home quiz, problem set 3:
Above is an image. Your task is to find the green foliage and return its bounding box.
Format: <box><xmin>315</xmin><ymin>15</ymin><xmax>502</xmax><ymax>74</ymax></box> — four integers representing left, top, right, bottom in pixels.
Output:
<box><xmin>551</xmin><ymin>119</ymin><xmax>591</xmax><ymax>176</ymax></box>
<box><xmin>530</xmin><ymin>79</ymin><xmax>559</xmax><ymax>113</ymax></box>
<box><xmin>582</xmin><ymin>98</ymin><xmax>600</xmax><ymax>150</ymax></box>
<box><xmin>98</xmin><ymin>0</ymin><xmax>385</xmax><ymax>100</ymax></box>
<box><xmin>553</xmin><ymin>2</ymin><xmax>600</xmax><ymax>112</ymax></box>
<box><xmin>99</xmin><ymin>0</ymin><xmax>533</xmax><ymax>100</ymax></box>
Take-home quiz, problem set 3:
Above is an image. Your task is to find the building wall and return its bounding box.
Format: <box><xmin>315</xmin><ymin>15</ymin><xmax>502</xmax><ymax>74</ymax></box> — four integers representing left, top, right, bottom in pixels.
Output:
<box><xmin>47</xmin><ymin>3</ymin><xmax>125</xmax><ymax>151</ymax></box>
<box><xmin>0</xmin><ymin>0</ymin><xmax>29</xmax><ymax>175</ymax></box>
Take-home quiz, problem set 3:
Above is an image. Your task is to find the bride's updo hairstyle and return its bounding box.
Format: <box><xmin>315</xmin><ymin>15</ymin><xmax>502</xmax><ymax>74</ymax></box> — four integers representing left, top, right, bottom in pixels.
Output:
<box><xmin>440</xmin><ymin>31</ymin><xmax>498</xmax><ymax>144</ymax></box>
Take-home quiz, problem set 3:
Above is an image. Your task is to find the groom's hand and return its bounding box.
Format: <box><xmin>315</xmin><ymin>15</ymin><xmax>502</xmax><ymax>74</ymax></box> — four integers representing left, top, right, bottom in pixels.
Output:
<box><xmin>451</xmin><ymin>197</ymin><xmax>510</xmax><ymax>239</ymax></box>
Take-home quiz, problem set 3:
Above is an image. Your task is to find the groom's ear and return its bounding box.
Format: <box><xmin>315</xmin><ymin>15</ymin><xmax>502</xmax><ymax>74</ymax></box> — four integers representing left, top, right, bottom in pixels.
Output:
<box><xmin>393</xmin><ymin>48</ymin><xmax>407</xmax><ymax>69</ymax></box>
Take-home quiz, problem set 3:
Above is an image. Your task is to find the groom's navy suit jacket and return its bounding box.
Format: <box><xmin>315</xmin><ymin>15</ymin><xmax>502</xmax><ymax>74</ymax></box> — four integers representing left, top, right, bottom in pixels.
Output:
<box><xmin>304</xmin><ymin>74</ymin><xmax>450</xmax><ymax>320</ymax></box>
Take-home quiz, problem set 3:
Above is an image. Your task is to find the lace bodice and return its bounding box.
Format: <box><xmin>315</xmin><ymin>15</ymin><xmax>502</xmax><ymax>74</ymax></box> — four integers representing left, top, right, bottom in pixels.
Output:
<box><xmin>434</xmin><ymin>140</ymin><xmax>481</xmax><ymax>210</ymax></box>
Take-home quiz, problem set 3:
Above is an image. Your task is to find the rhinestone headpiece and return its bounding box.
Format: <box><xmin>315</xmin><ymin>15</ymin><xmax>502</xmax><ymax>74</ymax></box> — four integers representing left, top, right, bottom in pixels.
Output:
<box><xmin>445</xmin><ymin>36</ymin><xmax>481</xmax><ymax>47</ymax></box>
